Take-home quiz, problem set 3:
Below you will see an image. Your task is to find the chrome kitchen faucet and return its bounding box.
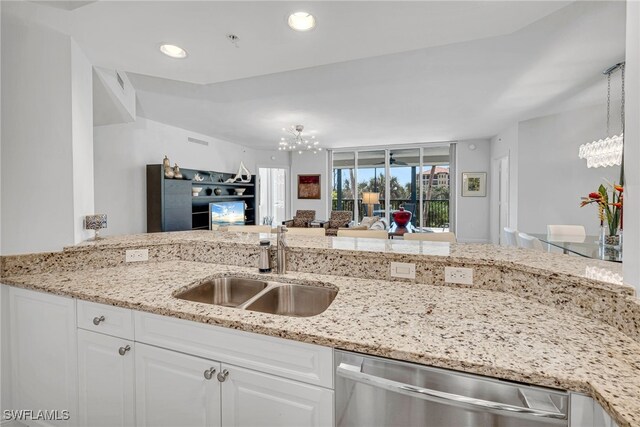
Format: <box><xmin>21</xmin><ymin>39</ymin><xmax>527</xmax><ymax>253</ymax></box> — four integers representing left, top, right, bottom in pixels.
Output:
<box><xmin>277</xmin><ymin>225</ymin><xmax>288</xmax><ymax>274</ymax></box>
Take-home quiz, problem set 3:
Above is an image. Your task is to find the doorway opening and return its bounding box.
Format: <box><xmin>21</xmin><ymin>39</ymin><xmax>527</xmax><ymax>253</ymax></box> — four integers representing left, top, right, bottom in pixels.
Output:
<box><xmin>258</xmin><ymin>167</ymin><xmax>287</xmax><ymax>226</ymax></box>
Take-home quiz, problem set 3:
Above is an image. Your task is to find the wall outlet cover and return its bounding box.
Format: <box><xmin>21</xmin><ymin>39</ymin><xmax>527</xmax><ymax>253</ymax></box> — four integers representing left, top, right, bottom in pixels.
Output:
<box><xmin>444</xmin><ymin>267</ymin><xmax>473</xmax><ymax>285</ymax></box>
<box><xmin>390</xmin><ymin>262</ymin><xmax>416</xmax><ymax>279</ymax></box>
<box><xmin>125</xmin><ymin>249</ymin><xmax>149</xmax><ymax>263</ymax></box>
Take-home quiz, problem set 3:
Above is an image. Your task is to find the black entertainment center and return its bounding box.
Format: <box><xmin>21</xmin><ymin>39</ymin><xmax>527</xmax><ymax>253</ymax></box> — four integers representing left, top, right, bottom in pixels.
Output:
<box><xmin>146</xmin><ymin>164</ymin><xmax>257</xmax><ymax>232</ymax></box>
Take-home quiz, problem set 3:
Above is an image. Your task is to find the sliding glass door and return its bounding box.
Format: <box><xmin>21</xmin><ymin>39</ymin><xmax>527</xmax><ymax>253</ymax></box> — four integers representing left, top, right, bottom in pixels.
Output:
<box><xmin>421</xmin><ymin>146</ymin><xmax>451</xmax><ymax>231</ymax></box>
<box><xmin>388</xmin><ymin>149</ymin><xmax>420</xmax><ymax>226</ymax></box>
<box><xmin>331</xmin><ymin>145</ymin><xmax>453</xmax><ymax>232</ymax></box>
<box><xmin>356</xmin><ymin>150</ymin><xmax>386</xmax><ymax>222</ymax></box>
<box><xmin>331</xmin><ymin>152</ymin><xmax>356</xmax><ymax>221</ymax></box>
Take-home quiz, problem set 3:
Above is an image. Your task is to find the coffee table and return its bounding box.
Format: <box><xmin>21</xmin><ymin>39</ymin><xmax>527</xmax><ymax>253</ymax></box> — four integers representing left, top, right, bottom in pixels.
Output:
<box><xmin>388</xmin><ymin>223</ymin><xmax>414</xmax><ymax>239</ymax></box>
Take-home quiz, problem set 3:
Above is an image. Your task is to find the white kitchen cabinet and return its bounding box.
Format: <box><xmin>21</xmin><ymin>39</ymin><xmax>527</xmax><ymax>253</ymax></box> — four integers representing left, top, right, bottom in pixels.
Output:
<box><xmin>135</xmin><ymin>343</ymin><xmax>222</xmax><ymax>427</ymax></box>
<box><xmin>221</xmin><ymin>364</ymin><xmax>334</xmax><ymax>427</ymax></box>
<box><xmin>77</xmin><ymin>329</ymin><xmax>135</xmax><ymax>427</ymax></box>
<box><xmin>8</xmin><ymin>287</ymin><xmax>78</xmax><ymax>427</ymax></box>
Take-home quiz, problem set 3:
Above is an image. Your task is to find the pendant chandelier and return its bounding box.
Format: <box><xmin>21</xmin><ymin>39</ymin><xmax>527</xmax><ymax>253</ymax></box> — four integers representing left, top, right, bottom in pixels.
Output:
<box><xmin>578</xmin><ymin>62</ymin><xmax>625</xmax><ymax>168</ymax></box>
<box><xmin>277</xmin><ymin>125</ymin><xmax>322</xmax><ymax>154</ymax></box>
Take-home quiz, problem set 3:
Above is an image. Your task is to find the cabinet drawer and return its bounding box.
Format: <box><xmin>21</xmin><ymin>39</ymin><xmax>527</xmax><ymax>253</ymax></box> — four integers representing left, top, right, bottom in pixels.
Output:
<box><xmin>77</xmin><ymin>300</ymin><xmax>134</xmax><ymax>340</ymax></box>
<box><xmin>134</xmin><ymin>311</ymin><xmax>333</xmax><ymax>388</ymax></box>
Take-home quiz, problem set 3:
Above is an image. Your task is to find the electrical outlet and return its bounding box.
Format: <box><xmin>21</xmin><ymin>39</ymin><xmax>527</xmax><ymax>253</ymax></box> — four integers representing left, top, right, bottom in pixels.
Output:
<box><xmin>444</xmin><ymin>267</ymin><xmax>473</xmax><ymax>285</ymax></box>
<box><xmin>390</xmin><ymin>262</ymin><xmax>416</xmax><ymax>279</ymax></box>
<box><xmin>125</xmin><ymin>249</ymin><xmax>149</xmax><ymax>263</ymax></box>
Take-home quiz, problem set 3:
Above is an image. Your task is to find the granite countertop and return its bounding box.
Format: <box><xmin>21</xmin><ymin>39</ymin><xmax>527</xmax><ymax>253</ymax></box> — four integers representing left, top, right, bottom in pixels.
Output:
<box><xmin>2</xmin><ymin>260</ymin><xmax>640</xmax><ymax>427</ymax></box>
<box><xmin>68</xmin><ymin>231</ymin><xmax>630</xmax><ymax>291</ymax></box>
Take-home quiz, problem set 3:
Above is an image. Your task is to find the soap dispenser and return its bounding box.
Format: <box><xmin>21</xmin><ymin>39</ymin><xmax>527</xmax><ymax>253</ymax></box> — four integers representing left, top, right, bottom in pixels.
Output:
<box><xmin>258</xmin><ymin>240</ymin><xmax>271</xmax><ymax>273</ymax></box>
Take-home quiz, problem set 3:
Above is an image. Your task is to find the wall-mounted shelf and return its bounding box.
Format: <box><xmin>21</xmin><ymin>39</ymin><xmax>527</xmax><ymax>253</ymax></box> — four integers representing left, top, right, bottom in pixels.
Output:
<box><xmin>192</xmin><ymin>182</ymin><xmax>254</xmax><ymax>187</ymax></box>
<box><xmin>193</xmin><ymin>195</ymin><xmax>254</xmax><ymax>200</ymax></box>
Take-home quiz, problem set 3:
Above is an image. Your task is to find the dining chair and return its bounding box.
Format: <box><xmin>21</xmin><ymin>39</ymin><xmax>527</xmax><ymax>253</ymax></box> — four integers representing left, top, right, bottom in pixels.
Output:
<box><xmin>285</xmin><ymin>227</ymin><xmax>326</xmax><ymax>236</ymax></box>
<box><xmin>518</xmin><ymin>232</ymin><xmax>544</xmax><ymax>251</ymax></box>
<box><xmin>227</xmin><ymin>225</ymin><xmax>273</xmax><ymax>233</ymax></box>
<box><xmin>337</xmin><ymin>229</ymin><xmax>388</xmax><ymax>239</ymax></box>
<box><xmin>502</xmin><ymin>228</ymin><xmax>519</xmax><ymax>247</ymax></box>
<box><xmin>546</xmin><ymin>225</ymin><xmax>586</xmax><ymax>243</ymax></box>
<box><xmin>404</xmin><ymin>232</ymin><xmax>457</xmax><ymax>243</ymax></box>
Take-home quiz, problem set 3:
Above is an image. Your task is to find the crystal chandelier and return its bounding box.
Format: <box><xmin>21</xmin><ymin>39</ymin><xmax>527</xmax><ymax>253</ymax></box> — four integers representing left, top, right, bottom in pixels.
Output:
<box><xmin>578</xmin><ymin>62</ymin><xmax>625</xmax><ymax>168</ymax></box>
<box><xmin>277</xmin><ymin>125</ymin><xmax>322</xmax><ymax>154</ymax></box>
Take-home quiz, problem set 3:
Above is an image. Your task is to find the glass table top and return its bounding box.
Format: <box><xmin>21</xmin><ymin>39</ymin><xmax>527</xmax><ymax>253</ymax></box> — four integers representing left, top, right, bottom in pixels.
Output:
<box><xmin>529</xmin><ymin>233</ymin><xmax>622</xmax><ymax>263</ymax></box>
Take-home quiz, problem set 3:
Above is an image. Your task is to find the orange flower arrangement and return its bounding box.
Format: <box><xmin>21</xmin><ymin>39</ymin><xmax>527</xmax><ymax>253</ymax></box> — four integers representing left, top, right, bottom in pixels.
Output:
<box><xmin>580</xmin><ymin>183</ymin><xmax>623</xmax><ymax>236</ymax></box>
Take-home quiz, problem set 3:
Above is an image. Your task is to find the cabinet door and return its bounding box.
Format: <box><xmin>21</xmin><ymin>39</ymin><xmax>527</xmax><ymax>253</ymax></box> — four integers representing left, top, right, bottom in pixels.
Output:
<box><xmin>135</xmin><ymin>343</ymin><xmax>221</xmax><ymax>427</ymax></box>
<box><xmin>163</xmin><ymin>179</ymin><xmax>192</xmax><ymax>231</ymax></box>
<box><xmin>77</xmin><ymin>330</ymin><xmax>135</xmax><ymax>427</ymax></box>
<box><xmin>221</xmin><ymin>364</ymin><xmax>334</xmax><ymax>427</ymax></box>
<box><xmin>9</xmin><ymin>288</ymin><xmax>78</xmax><ymax>427</ymax></box>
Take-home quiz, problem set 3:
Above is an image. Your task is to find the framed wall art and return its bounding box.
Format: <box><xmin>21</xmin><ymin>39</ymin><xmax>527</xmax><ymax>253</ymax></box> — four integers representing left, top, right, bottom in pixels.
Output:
<box><xmin>297</xmin><ymin>174</ymin><xmax>321</xmax><ymax>200</ymax></box>
<box><xmin>461</xmin><ymin>172</ymin><xmax>487</xmax><ymax>197</ymax></box>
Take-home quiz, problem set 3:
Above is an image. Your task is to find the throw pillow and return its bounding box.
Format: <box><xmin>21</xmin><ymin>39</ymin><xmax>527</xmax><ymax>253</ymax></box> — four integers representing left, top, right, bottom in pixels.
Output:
<box><xmin>370</xmin><ymin>220</ymin><xmax>385</xmax><ymax>230</ymax></box>
<box><xmin>350</xmin><ymin>225</ymin><xmax>368</xmax><ymax>230</ymax></box>
<box><xmin>360</xmin><ymin>216</ymin><xmax>380</xmax><ymax>228</ymax></box>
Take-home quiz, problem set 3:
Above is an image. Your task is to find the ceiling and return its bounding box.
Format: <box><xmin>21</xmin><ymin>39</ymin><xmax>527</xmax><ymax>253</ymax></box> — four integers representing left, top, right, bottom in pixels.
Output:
<box><xmin>58</xmin><ymin>1</ymin><xmax>572</xmax><ymax>85</ymax></box>
<box><xmin>21</xmin><ymin>1</ymin><xmax>627</xmax><ymax>149</ymax></box>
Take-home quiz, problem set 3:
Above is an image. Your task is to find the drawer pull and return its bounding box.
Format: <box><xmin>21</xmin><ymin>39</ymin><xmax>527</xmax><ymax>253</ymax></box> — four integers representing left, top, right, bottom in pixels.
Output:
<box><xmin>118</xmin><ymin>345</ymin><xmax>131</xmax><ymax>356</ymax></box>
<box><xmin>204</xmin><ymin>367</ymin><xmax>217</xmax><ymax>380</ymax></box>
<box><xmin>217</xmin><ymin>369</ymin><xmax>229</xmax><ymax>382</ymax></box>
<box><xmin>93</xmin><ymin>315</ymin><xmax>105</xmax><ymax>325</ymax></box>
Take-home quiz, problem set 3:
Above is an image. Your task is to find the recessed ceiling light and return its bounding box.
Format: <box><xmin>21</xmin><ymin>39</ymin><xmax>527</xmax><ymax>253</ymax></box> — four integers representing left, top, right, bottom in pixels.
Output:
<box><xmin>159</xmin><ymin>44</ymin><xmax>187</xmax><ymax>59</ymax></box>
<box><xmin>288</xmin><ymin>12</ymin><xmax>316</xmax><ymax>31</ymax></box>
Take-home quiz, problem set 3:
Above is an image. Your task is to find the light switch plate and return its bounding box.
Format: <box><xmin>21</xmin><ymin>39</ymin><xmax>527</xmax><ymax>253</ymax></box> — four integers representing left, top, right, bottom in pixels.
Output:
<box><xmin>126</xmin><ymin>249</ymin><xmax>149</xmax><ymax>262</ymax></box>
<box><xmin>444</xmin><ymin>267</ymin><xmax>473</xmax><ymax>285</ymax></box>
<box><xmin>390</xmin><ymin>262</ymin><xmax>416</xmax><ymax>279</ymax></box>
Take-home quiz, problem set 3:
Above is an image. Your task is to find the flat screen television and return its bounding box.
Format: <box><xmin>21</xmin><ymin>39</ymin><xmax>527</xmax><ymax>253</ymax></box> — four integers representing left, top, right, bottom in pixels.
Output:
<box><xmin>209</xmin><ymin>201</ymin><xmax>245</xmax><ymax>227</ymax></box>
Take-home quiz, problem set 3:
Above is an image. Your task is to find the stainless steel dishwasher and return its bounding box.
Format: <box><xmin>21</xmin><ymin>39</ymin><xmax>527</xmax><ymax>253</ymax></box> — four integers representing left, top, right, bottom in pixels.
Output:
<box><xmin>335</xmin><ymin>350</ymin><xmax>568</xmax><ymax>427</ymax></box>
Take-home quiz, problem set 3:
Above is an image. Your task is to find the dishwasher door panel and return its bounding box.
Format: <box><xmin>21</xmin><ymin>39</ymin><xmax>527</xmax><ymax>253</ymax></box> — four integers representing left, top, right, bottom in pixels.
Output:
<box><xmin>335</xmin><ymin>350</ymin><xmax>568</xmax><ymax>427</ymax></box>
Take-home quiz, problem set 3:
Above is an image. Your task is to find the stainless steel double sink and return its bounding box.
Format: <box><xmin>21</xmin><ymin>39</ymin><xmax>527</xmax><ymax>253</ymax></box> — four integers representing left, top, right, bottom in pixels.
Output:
<box><xmin>174</xmin><ymin>277</ymin><xmax>337</xmax><ymax>317</ymax></box>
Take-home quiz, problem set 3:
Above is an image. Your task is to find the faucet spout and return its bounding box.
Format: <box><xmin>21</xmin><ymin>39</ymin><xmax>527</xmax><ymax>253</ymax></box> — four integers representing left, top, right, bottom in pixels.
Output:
<box><xmin>276</xmin><ymin>225</ymin><xmax>288</xmax><ymax>274</ymax></box>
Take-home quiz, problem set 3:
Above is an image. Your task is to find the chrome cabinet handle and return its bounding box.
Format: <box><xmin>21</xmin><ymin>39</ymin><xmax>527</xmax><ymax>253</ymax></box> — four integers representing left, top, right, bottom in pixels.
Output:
<box><xmin>204</xmin><ymin>367</ymin><xmax>217</xmax><ymax>380</ymax></box>
<box><xmin>93</xmin><ymin>315</ymin><xmax>105</xmax><ymax>325</ymax></box>
<box><xmin>336</xmin><ymin>363</ymin><xmax>566</xmax><ymax>420</ymax></box>
<box><xmin>118</xmin><ymin>345</ymin><xmax>131</xmax><ymax>356</ymax></box>
<box><xmin>217</xmin><ymin>369</ymin><xmax>229</xmax><ymax>382</ymax></box>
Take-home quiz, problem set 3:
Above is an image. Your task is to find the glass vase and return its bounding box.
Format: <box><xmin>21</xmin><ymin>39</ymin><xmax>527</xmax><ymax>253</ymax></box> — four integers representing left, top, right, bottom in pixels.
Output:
<box><xmin>603</xmin><ymin>231</ymin><xmax>620</xmax><ymax>248</ymax></box>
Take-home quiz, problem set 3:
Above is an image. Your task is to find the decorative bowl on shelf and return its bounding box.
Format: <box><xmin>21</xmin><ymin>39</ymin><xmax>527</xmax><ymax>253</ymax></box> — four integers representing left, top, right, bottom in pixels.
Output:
<box><xmin>234</xmin><ymin>188</ymin><xmax>247</xmax><ymax>195</ymax></box>
<box><xmin>192</xmin><ymin>187</ymin><xmax>203</xmax><ymax>197</ymax></box>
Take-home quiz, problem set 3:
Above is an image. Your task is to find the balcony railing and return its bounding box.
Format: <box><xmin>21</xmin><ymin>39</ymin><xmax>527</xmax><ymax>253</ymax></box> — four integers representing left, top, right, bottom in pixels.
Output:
<box><xmin>331</xmin><ymin>198</ymin><xmax>449</xmax><ymax>228</ymax></box>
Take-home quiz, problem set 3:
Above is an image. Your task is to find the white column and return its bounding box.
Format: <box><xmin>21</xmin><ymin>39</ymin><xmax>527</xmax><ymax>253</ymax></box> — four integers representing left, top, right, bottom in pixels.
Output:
<box><xmin>623</xmin><ymin>0</ymin><xmax>640</xmax><ymax>293</ymax></box>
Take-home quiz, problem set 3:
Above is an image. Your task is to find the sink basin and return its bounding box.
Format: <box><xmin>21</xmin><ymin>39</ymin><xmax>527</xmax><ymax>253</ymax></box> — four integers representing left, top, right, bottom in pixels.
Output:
<box><xmin>244</xmin><ymin>284</ymin><xmax>337</xmax><ymax>317</ymax></box>
<box><xmin>175</xmin><ymin>277</ymin><xmax>268</xmax><ymax>308</ymax></box>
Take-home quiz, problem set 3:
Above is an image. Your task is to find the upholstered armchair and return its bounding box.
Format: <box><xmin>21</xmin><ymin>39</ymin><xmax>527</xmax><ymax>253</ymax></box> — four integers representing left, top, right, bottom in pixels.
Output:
<box><xmin>283</xmin><ymin>210</ymin><xmax>316</xmax><ymax>228</ymax></box>
<box><xmin>323</xmin><ymin>210</ymin><xmax>353</xmax><ymax>236</ymax></box>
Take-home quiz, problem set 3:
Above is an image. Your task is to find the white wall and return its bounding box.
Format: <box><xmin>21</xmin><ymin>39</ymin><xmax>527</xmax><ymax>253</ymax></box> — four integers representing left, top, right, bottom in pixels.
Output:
<box><xmin>456</xmin><ymin>139</ymin><xmax>491</xmax><ymax>243</ymax></box>
<box><xmin>517</xmin><ymin>103</ymin><xmax>620</xmax><ymax>236</ymax></box>
<box><xmin>1</xmin><ymin>5</ymin><xmax>94</xmax><ymax>255</ymax></box>
<box><xmin>93</xmin><ymin>117</ymin><xmax>287</xmax><ymax>236</ymax></box>
<box><xmin>624</xmin><ymin>1</ymin><xmax>640</xmax><ymax>293</ymax></box>
<box><xmin>93</xmin><ymin>66</ymin><xmax>136</xmax><ymax>126</ymax></box>
<box><xmin>71</xmin><ymin>40</ymin><xmax>95</xmax><ymax>243</ymax></box>
<box><xmin>289</xmin><ymin>151</ymin><xmax>330</xmax><ymax>221</ymax></box>
<box><xmin>489</xmin><ymin>124</ymin><xmax>519</xmax><ymax>243</ymax></box>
